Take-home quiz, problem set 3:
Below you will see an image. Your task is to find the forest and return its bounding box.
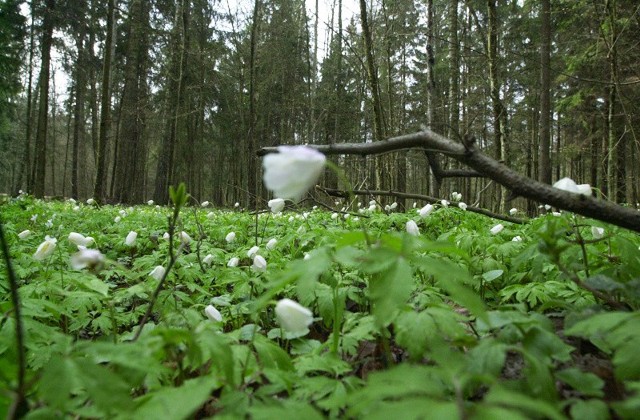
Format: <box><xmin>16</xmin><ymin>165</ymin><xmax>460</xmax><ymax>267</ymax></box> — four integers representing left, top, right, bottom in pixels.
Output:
<box><xmin>0</xmin><ymin>0</ymin><xmax>639</xmax><ymax>210</ymax></box>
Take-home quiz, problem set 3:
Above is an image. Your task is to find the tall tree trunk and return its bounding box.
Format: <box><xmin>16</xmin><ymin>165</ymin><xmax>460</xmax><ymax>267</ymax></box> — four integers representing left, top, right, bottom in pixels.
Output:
<box><xmin>538</xmin><ymin>0</ymin><xmax>552</xmax><ymax>185</ymax></box>
<box><xmin>33</xmin><ymin>0</ymin><xmax>56</xmax><ymax>198</ymax></box>
<box><xmin>448</xmin><ymin>0</ymin><xmax>459</xmax><ymax>140</ymax></box>
<box><xmin>359</xmin><ymin>0</ymin><xmax>384</xmax><ymax>143</ymax></box>
<box><xmin>71</xmin><ymin>13</ymin><xmax>87</xmax><ymax>199</ymax></box>
<box><xmin>246</xmin><ymin>0</ymin><xmax>261</xmax><ymax>207</ymax></box>
<box><xmin>425</xmin><ymin>0</ymin><xmax>438</xmax><ymax>195</ymax></box>
<box><xmin>94</xmin><ymin>0</ymin><xmax>116</xmax><ymax>202</ymax></box>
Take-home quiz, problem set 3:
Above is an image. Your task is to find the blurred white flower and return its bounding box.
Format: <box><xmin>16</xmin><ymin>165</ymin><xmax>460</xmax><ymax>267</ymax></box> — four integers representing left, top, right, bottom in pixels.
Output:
<box><xmin>544</xmin><ymin>204</ymin><xmax>552</xmax><ymax>211</ymax></box>
<box><xmin>149</xmin><ymin>265</ymin><xmax>165</xmax><ymax>281</ymax></box>
<box><xmin>252</xmin><ymin>255</ymin><xmax>267</xmax><ymax>271</ymax></box>
<box><xmin>225</xmin><ymin>232</ymin><xmax>236</xmax><ymax>243</ymax></box>
<box><xmin>331</xmin><ymin>212</ymin><xmax>339</xmax><ymax>220</ymax></box>
<box><xmin>163</xmin><ymin>232</ymin><xmax>170</xmax><ymax>240</ymax></box>
<box><xmin>266</xmin><ymin>238</ymin><xmax>277</xmax><ymax>250</ymax></box>
<box><xmin>268</xmin><ymin>198</ymin><xmax>286</xmax><ymax>214</ymax></box>
<box><xmin>34</xmin><ymin>236</ymin><xmax>57</xmax><ymax>260</ymax></box>
<box><xmin>227</xmin><ymin>257</ymin><xmax>239</xmax><ymax>267</ymax></box>
<box><xmin>247</xmin><ymin>246</ymin><xmax>260</xmax><ymax>258</ymax></box>
<box><xmin>114</xmin><ymin>216</ymin><xmax>121</xmax><ymax>223</ymax></box>
<box><xmin>203</xmin><ymin>254</ymin><xmax>214</xmax><ymax>265</ymax></box>
<box><xmin>553</xmin><ymin>177</ymin><xmax>591</xmax><ymax>196</ymax></box>
<box><xmin>490</xmin><ymin>224</ymin><xmax>504</xmax><ymax>235</ymax></box>
<box><xmin>71</xmin><ymin>248</ymin><xmax>104</xmax><ymax>270</ymax></box>
<box><xmin>275</xmin><ymin>298</ymin><xmax>313</xmax><ymax>335</ymax></box>
<box><xmin>18</xmin><ymin>230</ymin><xmax>31</xmax><ymax>240</ymax></box>
<box><xmin>86</xmin><ymin>198</ymin><xmax>95</xmax><ymax>205</ymax></box>
<box><xmin>234</xmin><ymin>202</ymin><xmax>240</xmax><ymax>208</ymax></box>
<box><xmin>552</xmin><ymin>212</ymin><xmax>562</xmax><ymax>217</ymax></box>
<box><xmin>458</xmin><ymin>202</ymin><xmax>468</xmax><ymax>211</ymax></box>
<box><xmin>125</xmin><ymin>231</ymin><xmax>137</xmax><ymax>246</ymax></box>
<box><xmin>509</xmin><ymin>208</ymin><xmax>518</xmax><ymax>216</ymax></box>
<box><xmin>441</xmin><ymin>200</ymin><xmax>449</xmax><ymax>208</ymax></box>
<box><xmin>262</xmin><ymin>145</ymin><xmax>326</xmax><ymax>200</ymax></box>
<box><xmin>119</xmin><ymin>209</ymin><xmax>127</xmax><ymax>217</ymax></box>
<box><xmin>389</xmin><ymin>202</ymin><xmax>398</xmax><ymax>210</ymax></box>
<box><xmin>303</xmin><ymin>252</ymin><xmax>311</xmax><ymax>260</ymax></box>
<box><xmin>512</xmin><ymin>236</ymin><xmax>522</xmax><ymax>242</ymax></box>
<box><xmin>73</xmin><ymin>206</ymin><xmax>80</xmax><ymax>212</ymax></box>
<box><xmin>68</xmin><ymin>198</ymin><xmax>76</xmax><ymax>204</ymax></box>
<box><xmin>201</xmin><ymin>201</ymin><xmax>210</xmax><ymax>207</ymax></box>
<box><xmin>451</xmin><ymin>192</ymin><xmax>462</xmax><ymax>202</ymax></box>
<box><xmin>68</xmin><ymin>232</ymin><xmax>94</xmax><ymax>247</ymax></box>
<box><xmin>30</xmin><ymin>214</ymin><xmax>38</xmax><ymax>222</ymax></box>
<box><xmin>206</xmin><ymin>212</ymin><xmax>215</xmax><ymax>219</ymax></box>
<box><xmin>591</xmin><ymin>226</ymin><xmax>605</xmax><ymax>239</ymax></box>
<box><xmin>343</xmin><ymin>213</ymin><xmax>350</xmax><ymax>220</ymax></box>
<box><xmin>419</xmin><ymin>204</ymin><xmax>434</xmax><ymax>218</ymax></box>
<box><xmin>406</xmin><ymin>220</ymin><xmax>420</xmax><ymax>236</ymax></box>
<box><xmin>179</xmin><ymin>231</ymin><xmax>192</xmax><ymax>244</ymax></box>
<box><xmin>45</xmin><ymin>219</ymin><xmax>53</xmax><ymax>228</ymax></box>
<box><xmin>147</xmin><ymin>200</ymin><xmax>154</xmax><ymax>205</ymax></box>
<box><xmin>204</xmin><ymin>305</ymin><xmax>222</xmax><ymax>322</ymax></box>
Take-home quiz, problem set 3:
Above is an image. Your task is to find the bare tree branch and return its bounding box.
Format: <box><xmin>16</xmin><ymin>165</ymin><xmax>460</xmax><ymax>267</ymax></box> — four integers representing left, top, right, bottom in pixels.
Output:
<box><xmin>257</xmin><ymin>129</ymin><xmax>640</xmax><ymax>233</ymax></box>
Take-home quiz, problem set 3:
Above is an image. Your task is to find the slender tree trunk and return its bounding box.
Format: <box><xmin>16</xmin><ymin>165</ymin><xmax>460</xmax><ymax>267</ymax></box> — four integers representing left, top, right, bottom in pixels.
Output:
<box><xmin>538</xmin><ymin>0</ymin><xmax>552</xmax><ymax>185</ymax></box>
<box><xmin>426</xmin><ymin>0</ymin><xmax>438</xmax><ymax>195</ymax></box>
<box><xmin>94</xmin><ymin>0</ymin><xmax>115</xmax><ymax>202</ymax></box>
<box><xmin>359</xmin><ymin>0</ymin><xmax>384</xmax><ymax>143</ymax></box>
<box><xmin>448</xmin><ymin>0</ymin><xmax>459</xmax><ymax>140</ymax></box>
<box><xmin>33</xmin><ymin>0</ymin><xmax>56</xmax><ymax>198</ymax></box>
<box><xmin>72</xmin><ymin>16</ymin><xmax>87</xmax><ymax>199</ymax></box>
<box><xmin>247</xmin><ymin>0</ymin><xmax>261</xmax><ymax>207</ymax></box>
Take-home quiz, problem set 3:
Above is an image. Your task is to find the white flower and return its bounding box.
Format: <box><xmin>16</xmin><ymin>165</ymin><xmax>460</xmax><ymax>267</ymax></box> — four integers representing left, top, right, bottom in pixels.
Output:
<box><xmin>247</xmin><ymin>246</ymin><xmax>260</xmax><ymax>258</ymax></box>
<box><xmin>509</xmin><ymin>208</ymin><xmax>518</xmax><ymax>216</ymax></box>
<box><xmin>331</xmin><ymin>212</ymin><xmax>339</xmax><ymax>220</ymax></box>
<box><xmin>45</xmin><ymin>219</ymin><xmax>53</xmax><ymax>228</ymax></box>
<box><xmin>34</xmin><ymin>236</ymin><xmax>57</xmax><ymax>260</ymax></box>
<box><xmin>343</xmin><ymin>213</ymin><xmax>350</xmax><ymax>220</ymax></box>
<box><xmin>225</xmin><ymin>232</ymin><xmax>236</xmax><ymax>243</ymax></box>
<box><xmin>73</xmin><ymin>206</ymin><xmax>80</xmax><ymax>212</ymax></box>
<box><xmin>201</xmin><ymin>201</ymin><xmax>210</xmax><ymax>207</ymax></box>
<box><xmin>114</xmin><ymin>216</ymin><xmax>121</xmax><ymax>223</ymax></box>
<box><xmin>203</xmin><ymin>254</ymin><xmax>215</xmax><ymax>265</ymax></box>
<box><xmin>390</xmin><ymin>202</ymin><xmax>398</xmax><ymax>210</ymax></box>
<box><xmin>147</xmin><ymin>200</ymin><xmax>154</xmax><ymax>205</ymax></box>
<box><xmin>149</xmin><ymin>265</ymin><xmax>165</xmax><ymax>281</ymax></box>
<box><xmin>30</xmin><ymin>214</ymin><xmax>38</xmax><ymax>222</ymax></box>
<box><xmin>384</xmin><ymin>205</ymin><xmax>390</xmax><ymax>212</ymax></box>
<box><xmin>68</xmin><ymin>232</ymin><xmax>94</xmax><ymax>247</ymax></box>
<box><xmin>458</xmin><ymin>202</ymin><xmax>468</xmax><ymax>211</ymax></box>
<box><xmin>512</xmin><ymin>236</ymin><xmax>522</xmax><ymax>242</ymax></box>
<box><xmin>125</xmin><ymin>231</ymin><xmax>137</xmax><ymax>246</ymax></box>
<box><xmin>71</xmin><ymin>248</ymin><xmax>104</xmax><ymax>270</ymax></box>
<box><xmin>162</xmin><ymin>232</ymin><xmax>170</xmax><ymax>241</ymax></box>
<box><xmin>119</xmin><ymin>209</ymin><xmax>127</xmax><ymax>217</ymax></box>
<box><xmin>303</xmin><ymin>252</ymin><xmax>311</xmax><ymax>260</ymax></box>
<box><xmin>179</xmin><ymin>231</ymin><xmax>192</xmax><ymax>244</ymax></box>
<box><xmin>252</xmin><ymin>255</ymin><xmax>267</xmax><ymax>271</ymax></box>
<box><xmin>552</xmin><ymin>212</ymin><xmax>562</xmax><ymax>217</ymax></box>
<box><xmin>553</xmin><ymin>177</ymin><xmax>592</xmax><ymax>196</ymax></box>
<box><xmin>368</xmin><ymin>204</ymin><xmax>377</xmax><ymax>212</ymax></box>
<box><xmin>591</xmin><ymin>226</ymin><xmax>605</xmax><ymax>239</ymax></box>
<box><xmin>490</xmin><ymin>224</ymin><xmax>504</xmax><ymax>235</ymax></box>
<box><xmin>18</xmin><ymin>230</ymin><xmax>31</xmax><ymax>240</ymax></box>
<box><xmin>313</xmin><ymin>205</ymin><xmax>318</xmax><ymax>210</ymax></box>
<box><xmin>451</xmin><ymin>192</ymin><xmax>462</xmax><ymax>202</ymax></box>
<box><xmin>67</xmin><ymin>198</ymin><xmax>76</xmax><ymax>204</ymax></box>
<box><xmin>275</xmin><ymin>298</ymin><xmax>313</xmax><ymax>336</ymax></box>
<box><xmin>86</xmin><ymin>198</ymin><xmax>96</xmax><ymax>205</ymax></box>
<box><xmin>204</xmin><ymin>305</ymin><xmax>222</xmax><ymax>322</ymax></box>
<box><xmin>419</xmin><ymin>204</ymin><xmax>434</xmax><ymax>218</ymax></box>
<box><xmin>288</xmin><ymin>216</ymin><xmax>295</xmax><ymax>223</ymax></box>
<box><xmin>234</xmin><ymin>202</ymin><xmax>240</xmax><ymax>208</ymax></box>
<box><xmin>206</xmin><ymin>212</ymin><xmax>215</xmax><ymax>219</ymax></box>
<box><xmin>406</xmin><ymin>220</ymin><xmax>420</xmax><ymax>236</ymax></box>
<box><xmin>441</xmin><ymin>200</ymin><xmax>449</xmax><ymax>208</ymax></box>
<box><xmin>268</xmin><ymin>198</ymin><xmax>286</xmax><ymax>214</ymax></box>
<box><xmin>262</xmin><ymin>145</ymin><xmax>326</xmax><ymax>200</ymax></box>
<box><xmin>544</xmin><ymin>204</ymin><xmax>552</xmax><ymax>211</ymax></box>
<box><xmin>227</xmin><ymin>257</ymin><xmax>239</xmax><ymax>267</ymax></box>
<box><xmin>266</xmin><ymin>238</ymin><xmax>277</xmax><ymax>250</ymax></box>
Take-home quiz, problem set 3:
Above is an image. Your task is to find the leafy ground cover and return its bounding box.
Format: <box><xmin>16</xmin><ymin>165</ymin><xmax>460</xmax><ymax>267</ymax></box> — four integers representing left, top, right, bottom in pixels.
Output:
<box><xmin>1</xmin><ymin>192</ymin><xmax>640</xmax><ymax>419</ymax></box>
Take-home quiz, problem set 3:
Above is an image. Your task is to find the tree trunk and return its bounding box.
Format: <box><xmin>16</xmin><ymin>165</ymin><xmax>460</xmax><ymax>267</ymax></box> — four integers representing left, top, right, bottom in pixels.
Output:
<box><xmin>246</xmin><ymin>0</ymin><xmax>261</xmax><ymax>207</ymax></box>
<box><xmin>94</xmin><ymin>0</ymin><xmax>116</xmax><ymax>202</ymax></box>
<box><xmin>33</xmin><ymin>0</ymin><xmax>56</xmax><ymax>198</ymax></box>
<box><xmin>71</xmin><ymin>14</ymin><xmax>87</xmax><ymax>199</ymax></box>
<box><xmin>448</xmin><ymin>0</ymin><xmax>459</xmax><ymax>140</ymax></box>
<box><xmin>538</xmin><ymin>0</ymin><xmax>552</xmax><ymax>185</ymax></box>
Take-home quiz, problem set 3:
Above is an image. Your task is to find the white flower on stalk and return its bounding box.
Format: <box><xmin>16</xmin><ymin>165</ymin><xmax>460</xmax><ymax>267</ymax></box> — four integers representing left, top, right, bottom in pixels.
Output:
<box><xmin>71</xmin><ymin>248</ymin><xmax>105</xmax><ymax>270</ymax></box>
<box><xmin>389</xmin><ymin>202</ymin><xmax>398</xmax><ymax>210</ymax></box>
<box><xmin>68</xmin><ymin>232</ymin><xmax>94</xmax><ymax>247</ymax></box>
<box><xmin>30</xmin><ymin>214</ymin><xmax>38</xmax><ymax>222</ymax></box>
<box><xmin>234</xmin><ymin>202</ymin><xmax>240</xmax><ymax>208</ymax></box>
<box><xmin>553</xmin><ymin>177</ymin><xmax>591</xmax><ymax>196</ymax></box>
<box><xmin>441</xmin><ymin>200</ymin><xmax>449</xmax><ymax>208</ymax></box>
<box><xmin>552</xmin><ymin>212</ymin><xmax>562</xmax><ymax>217</ymax></box>
<box><xmin>303</xmin><ymin>252</ymin><xmax>311</xmax><ymax>260</ymax></box>
<box><xmin>544</xmin><ymin>204</ymin><xmax>552</xmax><ymax>211</ymax></box>
<box><xmin>149</xmin><ymin>265</ymin><xmax>165</xmax><ymax>281</ymax></box>
<box><xmin>275</xmin><ymin>298</ymin><xmax>313</xmax><ymax>336</ymax></box>
<box><xmin>225</xmin><ymin>232</ymin><xmax>236</xmax><ymax>243</ymax></box>
<box><xmin>73</xmin><ymin>206</ymin><xmax>80</xmax><ymax>212</ymax></box>
<box><xmin>119</xmin><ymin>209</ymin><xmax>127</xmax><ymax>217</ymax></box>
<box><xmin>204</xmin><ymin>305</ymin><xmax>222</xmax><ymax>322</ymax></box>
<box><xmin>18</xmin><ymin>230</ymin><xmax>31</xmax><ymax>240</ymax></box>
<box><xmin>203</xmin><ymin>254</ymin><xmax>215</xmax><ymax>265</ymax></box>
<box><xmin>162</xmin><ymin>232</ymin><xmax>170</xmax><ymax>241</ymax></box>
<box><xmin>86</xmin><ymin>198</ymin><xmax>95</xmax><ymax>205</ymax></box>
<box><xmin>45</xmin><ymin>219</ymin><xmax>53</xmax><ymax>228</ymax></box>
<box><xmin>252</xmin><ymin>255</ymin><xmax>267</xmax><ymax>271</ymax></box>
<box><xmin>114</xmin><ymin>216</ymin><xmax>121</xmax><ymax>223</ymax></box>
<box><xmin>451</xmin><ymin>192</ymin><xmax>462</xmax><ymax>202</ymax></box>
<box><xmin>266</xmin><ymin>238</ymin><xmax>277</xmax><ymax>250</ymax></box>
<box><xmin>262</xmin><ymin>145</ymin><xmax>326</xmax><ymax>201</ymax></box>
<box><xmin>147</xmin><ymin>200</ymin><xmax>154</xmax><ymax>205</ymax></box>
<box><xmin>458</xmin><ymin>202</ymin><xmax>468</xmax><ymax>211</ymax></box>
<box><xmin>591</xmin><ymin>226</ymin><xmax>605</xmax><ymax>239</ymax></box>
<box><xmin>331</xmin><ymin>212</ymin><xmax>339</xmax><ymax>220</ymax></box>
<box><xmin>227</xmin><ymin>257</ymin><xmax>239</xmax><ymax>267</ymax></box>
<box><xmin>490</xmin><ymin>224</ymin><xmax>504</xmax><ymax>235</ymax></box>
<box><xmin>201</xmin><ymin>201</ymin><xmax>210</xmax><ymax>207</ymax></box>
<box><xmin>419</xmin><ymin>204</ymin><xmax>434</xmax><ymax>218</ymax></box>
<box><xmin>179</xmin><ymin>231</ymin><xmax>192</xmax><ymax>244</ymax></box>
<box><xmin>512</xmin><ymin>236</ymin><xmax>522</xmax><ymax>242</ymax></box>
<box><xmin>247</xmin><ymin>246</ymin><xmax>260</xmax><ymax>258</ymax></box>
<box><xmin>343</xmin><ymin>213</ymin><xmax>350</xmax><ymax>220</ymax></box>
<box><xmin>206</xmin><ymin>211</ymin><xmax>215</xmax><ymax>219</ymax></box>
<box><xmin>509</xmin><ymin>208</ymin><xmax>518</xmax><ymax>216</ymax></box>
<box><xmin>67</xmin><ymin>198</ymin><xmax>76</xmax><ymax>204</ymax></box>
<box><xmin>368</xmin><ymin>204</ymin><xmax>377</xmax><ymax>212</ymax></box>
<box><xmin>125</xmin><ymin>231</ymin><xmax>137</xmax><ymax>247</ymax></box>
<box><xmin>406</xmin><ymin>220</ymin><xmax>420</xmax><ymax>236</ymax></box>
<box><xmin>268</xmin><ymin>198</ymin><xmax>286</xmax><ymax>214</ymax></box>
<box><xmin>34</xmin><ymin>236</ymin><xmax>57</xmax><ymax>260</ymax></box>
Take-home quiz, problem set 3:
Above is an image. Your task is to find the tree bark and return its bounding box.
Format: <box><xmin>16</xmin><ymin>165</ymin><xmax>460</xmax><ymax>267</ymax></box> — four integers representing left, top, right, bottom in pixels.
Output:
<box><xmin>538</xmin><ymin>0</ymin><xmax>552</xmax><ymax>185</ymax></box>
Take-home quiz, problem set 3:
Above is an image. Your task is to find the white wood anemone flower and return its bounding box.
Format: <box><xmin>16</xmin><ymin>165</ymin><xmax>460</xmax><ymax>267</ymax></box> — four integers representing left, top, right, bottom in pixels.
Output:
<box><xmin>71</xmin><ymin>248</ymin><xmax>105</xmax><ymax>270</ymax></box>
<box><xmin>553</xmin><ymin>177</ymin><xmax>591</xmax><ymax>196</ymax></box>
<box><xmin>262</xmin><ymin>145</ymin><xmax>326</xmax><ymax>201</ymax></box>
<box><xmin>149</xmin><ymin>265</ymin><xmax>165</xmax><ymax>281</ymax></box>
<box><xmin>68</xmin><ymin>232</ymin><xmax>95</xmax><ymax>247</ymax></box>
<box><xmin>275</xmin><ymin>298</ymin><xmax>313</xmax><ymax>337</ymax></box>
<box><xmin>268</xmin><ymin>198</ymin><xmax>286</xmax><ymax>214</ymax></box>
<box><xmin>125</xmin><ymin>231</ymin><xmax>137</xmax><ymax>247</ymax></box>
<box><xmin>204</xmin><ymin>305</ymin><xmax>223</xmax><ymax>322</ymax></box>
<box><xmin>252</xmin><ymin>255</ymin><xmax>267</xmax><ymax>271</ymax></box>
<box><xmin>490</xmin><ymin>224</ymin><xmax>504</xmax><ymax>235</ymax></box>
<box><xmin>227</xmin><ymin>257</ymin><xmax>240</xmax><ymax>267</ymax></box>
<box><xmin>225</xmin><ymin>231</ymin><xmax>236</xmax><ymax>243</ymax></box>
<box><xmin>34</xmin><ymin>236</ymin><xmax>57</xmax><ymax>260</ymax></box>
<box><xmin>18</xmin><ymin>230</ymin><xmax>32</xmax><ymax>240</ymax></box>
<box><xmin>406</xmin><ymin>220</ymin><xmax>420</xmax><ymax>236</ymax></box>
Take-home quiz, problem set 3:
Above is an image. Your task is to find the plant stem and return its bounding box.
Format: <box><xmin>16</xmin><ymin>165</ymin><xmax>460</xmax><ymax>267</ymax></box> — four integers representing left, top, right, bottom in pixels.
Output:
<box><xmin>0</xmin><ymin>219</ymin><xmax>29</xmax><ymax>418</ymax></box>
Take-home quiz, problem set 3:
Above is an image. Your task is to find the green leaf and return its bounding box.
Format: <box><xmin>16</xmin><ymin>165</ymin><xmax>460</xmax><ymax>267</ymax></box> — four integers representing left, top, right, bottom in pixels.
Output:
<box><xmin>369</xmin><ymin>256</ymin><xmax>413</xmax><ymax>327</ymax></box>
<box><xmin>569</xmin><ymin>399</ymin><xmax>610</xmax><ymax>420</ymax></box>
<box><xmin>484</xmin><ymin>386</ymin><xmax>564</xmax><ymax>420</ymax></box>
<box><xmin>482</xmin><ymin>269</ymin><xmax>504</xmax><ymax>282</ymax></box>
<box><xmin>253</xmin><ymin>335</ymin><xmax>294</xmax><ymax>371</ymax></box>
<box><xmin>132</xmin><ymin>376</ymin><xmax>220</xmax><ymax>419</ymax></box>
<box><xmin>556</xmin><ymin>368</ymin><xmax>604</xmax><ymax>397</ymax></box>
<box><xmin>38</xmin><ymin>355</ymin><xmax>80</xmax><ymax>410</ymax></box>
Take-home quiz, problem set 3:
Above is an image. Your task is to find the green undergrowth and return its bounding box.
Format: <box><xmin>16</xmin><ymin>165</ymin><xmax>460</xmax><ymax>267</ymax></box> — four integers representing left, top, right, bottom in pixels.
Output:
<box><xmin>1</xmin><ymin>194</ymin><xmax>640</xmax><ymax>419</ymax></box>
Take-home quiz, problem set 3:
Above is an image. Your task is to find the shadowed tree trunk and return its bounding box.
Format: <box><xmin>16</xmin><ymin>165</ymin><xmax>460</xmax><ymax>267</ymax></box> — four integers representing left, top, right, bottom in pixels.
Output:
<box><xmin>538</xmin><ymin>0</ymin><xmax>552</xmax><ymax>185</ymax></box>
